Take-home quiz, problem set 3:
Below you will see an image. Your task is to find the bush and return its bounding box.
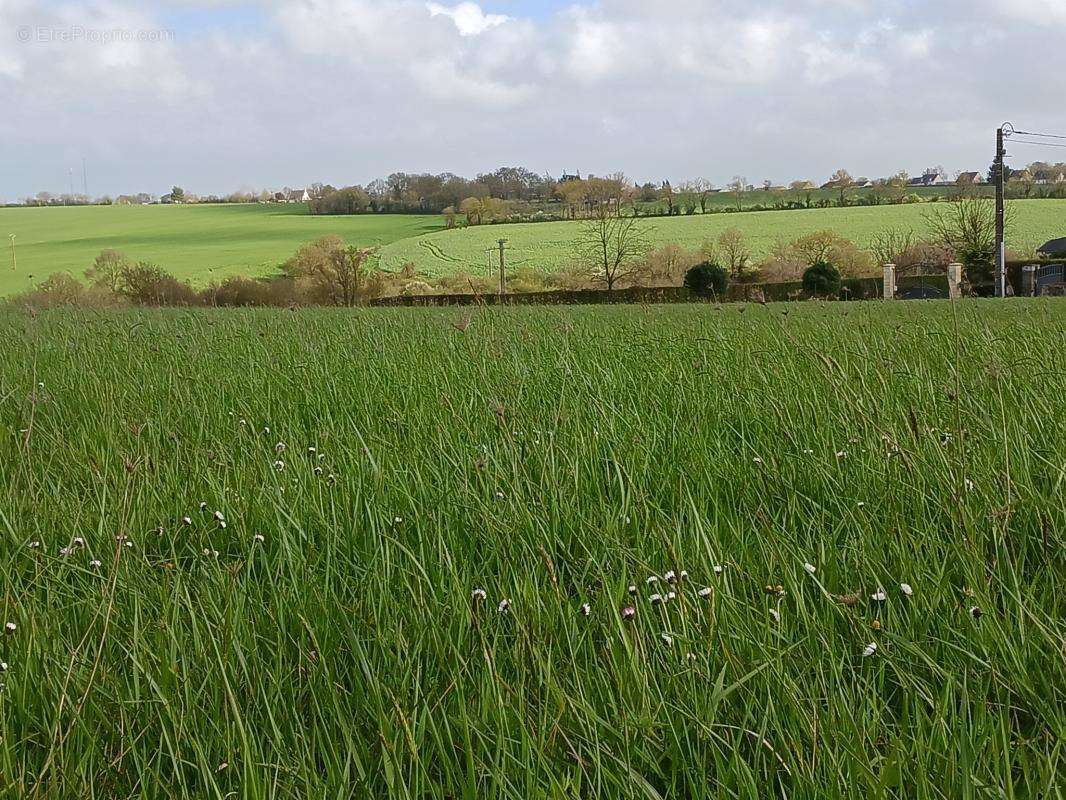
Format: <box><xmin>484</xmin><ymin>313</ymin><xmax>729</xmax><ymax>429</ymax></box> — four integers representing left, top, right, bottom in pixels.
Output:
<box><xmin>802</xmin><ymin>261</ymin><xmax>842</xmax><ymax>296</ymax></box>
<box><xmin>684</xmin><ymin>262</ymin><xmax>728</xmax><ymax>297</ymax></box>
<box><xmin>118</xmin><ymin>262</ymin><xmax>198</xmax><ymax>306</ymax></box>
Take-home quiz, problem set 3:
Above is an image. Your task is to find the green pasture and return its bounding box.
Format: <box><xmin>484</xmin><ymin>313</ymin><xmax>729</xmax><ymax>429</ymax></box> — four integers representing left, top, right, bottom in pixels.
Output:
<box><xmin>0</xmin><ymin>204</ymin><xmax>441</xmax><ymax>296</ymax></box>
<box><xmin>0</xmin><ymin>300</ymin><xmax>1062</xmax><ymax>797</ymax></box>
<box><xmin>379</xmin><ymin>200</ymin><xmax>1066</xmax><ymax>275</ymax></box>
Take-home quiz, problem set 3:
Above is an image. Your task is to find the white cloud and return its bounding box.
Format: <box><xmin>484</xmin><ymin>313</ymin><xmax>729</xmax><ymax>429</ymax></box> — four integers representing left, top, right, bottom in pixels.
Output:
<box><xmin>426</xmin><ymin>1</ymin><xmax>509</xmax><ymax>36</ymax></box>
<box><xmin>2</xmin><ymin>0</ymin><xmax>1066</xmax><ymax>201</ymax></box>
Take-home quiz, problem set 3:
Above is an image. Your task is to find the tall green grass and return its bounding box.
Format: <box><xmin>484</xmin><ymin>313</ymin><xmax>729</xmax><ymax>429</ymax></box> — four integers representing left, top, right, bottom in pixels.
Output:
<box><xmin>0</xmin><ymin>300</ymin><xmax>1063</xmax><ymax>798</ymax></box>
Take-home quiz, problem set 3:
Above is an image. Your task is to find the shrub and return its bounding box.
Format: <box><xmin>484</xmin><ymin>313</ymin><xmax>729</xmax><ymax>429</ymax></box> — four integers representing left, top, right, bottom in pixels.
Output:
<box><xmin>118</xmin><ymin>262</ymin><xmax>198</xmax><ymax>306</ymax></box>
<box><xmin>802</xmin><ymin>261</ymin><xmax>842</xmax><ymax>296</ymax></box>
<box><xmin>684</xmin><ymin>262</ymin><xmax>728</xmax><ymax>297</ymax></box>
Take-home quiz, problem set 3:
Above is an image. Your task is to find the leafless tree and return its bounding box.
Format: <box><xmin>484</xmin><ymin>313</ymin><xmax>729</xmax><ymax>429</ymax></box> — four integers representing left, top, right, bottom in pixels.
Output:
<box><xmin>573</xmin><ymin>207</ymin><xmax>652</xmax><ymax>290</ymax></box>
<box><xmin>830</xmin><ymin>169</ymin><xmax>854</xmax><ymax>207</ymax></box>
<box><xmin>717</xmin><ymin>228</ymin><xmax>751</xmax><ymax>279</ymax></box>
<box><xmin>869</xmin><ymin>228</ymin><xmax>917</xmax><ymax>266</ymax></box>
<box><xmin>925</xmin><ymin>197</ymin><xmax>1013</xmax><ymax>283</ymax></box>
<box><xmin>728</xmin><ymin>176</ymin><xmax>746</xmax><ymax>212</ymax></box>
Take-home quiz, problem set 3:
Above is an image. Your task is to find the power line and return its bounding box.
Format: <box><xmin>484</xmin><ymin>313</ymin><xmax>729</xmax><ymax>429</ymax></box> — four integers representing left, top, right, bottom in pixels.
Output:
<box><xmin>1009</xmin><ymin>129</ymin><xmax>1066</xmax><ymax>140</ymax></box>
<box><xmin>1008</xmin><ymin>138</ymin><xmax>1066</xmax><ymax>149</ymax></box>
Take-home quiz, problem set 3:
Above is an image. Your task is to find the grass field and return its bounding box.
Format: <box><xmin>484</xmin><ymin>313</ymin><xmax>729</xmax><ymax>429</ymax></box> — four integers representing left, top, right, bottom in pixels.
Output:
<box><xmin>1</xmin><ymin>300</ymin><xmax>1062</xmax><ymax>797</ymax></box>
<box><xmin>378</xmin><ymin>200</ymin><xmax>1066</xmax><ymax>276</ymax></box>
<box><xmin>0</xmin><ymin>204</ymin><xmax>441</xmax><ymax>297</ymax></box>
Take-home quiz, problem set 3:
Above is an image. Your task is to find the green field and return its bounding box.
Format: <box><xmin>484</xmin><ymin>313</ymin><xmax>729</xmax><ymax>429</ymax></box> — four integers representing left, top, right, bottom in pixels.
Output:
<box><xmin>4</xmin><ymin>200</ymin><xmax>1065</xmax><ymax>297</ymax></box>
<box><xmin>1</xmin><ymin>301</ymin><xmax>1062</xmax><ymax>797</ymax></box>
<box><xmin>379</xmin><ymin>200</ymin><xmax>1066</xmax><ymax>275</ymax></box>
<box><xmin>0</xmin><ymin>204</ymin><xmax>441</xmax><ymax>297</ymax></box>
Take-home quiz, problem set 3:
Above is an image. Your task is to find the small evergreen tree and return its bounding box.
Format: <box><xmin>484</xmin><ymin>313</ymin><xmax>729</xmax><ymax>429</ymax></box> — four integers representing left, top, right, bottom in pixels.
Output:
<box><xmin>684</xmin><ymin>261</ymin><xmax>728</xmax><ymax>298</ymax></box>
<box><xmin>802</xmin><ymin>261</ymin><xmax>842</xmax><ymax>297</ymax></box>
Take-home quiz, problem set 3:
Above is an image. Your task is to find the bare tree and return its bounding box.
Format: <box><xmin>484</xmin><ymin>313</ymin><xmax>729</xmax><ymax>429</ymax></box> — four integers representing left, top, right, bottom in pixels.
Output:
<box><xmin>693</xmin><ymin>178</ymin><xmax>715</xmax><ymax>213</ymax></box>
<box><xmin>84</xmin><ymin>249</ymin><xmax>131</xmax><ymax>293</ymax></box>
<box><xmin>925</xmin><ymin>197</ymin><xmax>1013</xmax><ymax>283</ymax></box>
<box><xmin>717</xmin><ymin>228</ymin><xmax>751</xmax><ymax>279</ymax></box>
<box><xmin>573</xmin><ymin>208</ymin><xmax>652</xmax><ymax>290</ymax></box>
<box><xmin>728</xmin><ymin>176</ymin><xmax>746</xmax><ymax>212</ymax></box>
<box><xmin>830</xmin><ymin>169</ymin><xmax>854</xmax><ymax>207</ymax></box>
<box><xmin>869</xmin><ymin>228</ymin><xmax>916</xmax><ymax>266</ymax></box>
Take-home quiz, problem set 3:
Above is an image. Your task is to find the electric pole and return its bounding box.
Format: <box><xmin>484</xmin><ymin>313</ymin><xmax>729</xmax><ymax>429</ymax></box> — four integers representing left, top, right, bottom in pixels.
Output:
<box><xmin>497</xmin><ymin>239</ymin><xmax>507</xmax><ymax>297</ymax></box>
<box><xmin>995</xmin><ymin>125</ymin><xmax>1008</xmax><ymax>298</ymax></box>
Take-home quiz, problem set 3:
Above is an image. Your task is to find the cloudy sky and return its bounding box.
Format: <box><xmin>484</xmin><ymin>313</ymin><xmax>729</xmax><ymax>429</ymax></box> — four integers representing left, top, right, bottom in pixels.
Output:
<box><xmin>2</xmin><ymin>0</ymin><xmax>1065</xmax><ymax>200</ymax></box>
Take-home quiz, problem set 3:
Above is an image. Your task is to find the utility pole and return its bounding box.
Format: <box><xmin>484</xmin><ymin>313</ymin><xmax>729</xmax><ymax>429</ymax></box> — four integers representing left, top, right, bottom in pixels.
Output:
<box><xmin>497</xmin><ymin>239</ymin><xmax>507</xmax><ymax>297</ymax></box>
<box><xmin>995</xmin><ymin>125</ymin><xmax>1008</xmax><ymax>298</ymax></box>
<box><xmin>8</xmin><ymin>235</ymin><xmax>16</xmax><ymax>272</ymax></box>
<box><xmin>82</xmin><ymin>157</ymin><xmax>88</xmax><ymax>198</ymax></box>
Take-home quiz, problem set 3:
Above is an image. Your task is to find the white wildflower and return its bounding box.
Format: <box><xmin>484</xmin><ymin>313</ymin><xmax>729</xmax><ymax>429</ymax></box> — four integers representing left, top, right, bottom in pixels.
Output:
<box><xmin>697</xmin><ymin>587</ymin><xmax>713</xmax><ymax>598</ymax></box>
<box><xmin>497</xmin><ymin>599</ymin><xmax>511</xmax><ymax>613</ymax></box>
<box><xmin>664</xmin><ymin>570</ymin><xmax>676</xmax><ymax>583</ymax></box>
<box><xmin>273</xmin><ymin>460</ymin><xmax>284</xmax><ymax>471</ymax></box>
<box><xmin>871</xmin><ymin>590</ymin><xmax>887</xmax><ymax>602</ymax></box>
<box><xmin>900</xmin><ymin>583</ymin><xmax>913</xmax><ymax>597</ymax></box>
<box><xmin>276</xmin><ymin>442</ymin><xmax>286</xmax><ymax>453</ymax></box>
<box><xmin>4</xmin><ymin>622</ymin><xmax>15</xmax><ymax>633</ymax></box>
<box><xmin>713</xmin><ymin>565</ymin><xmax>724</xmax><ymax>575</ymax></box>
<box><xmin>580</xmin><ymin>603</ymin><xmax>591</xmax><ymax>617</ymax></box>
<box><xmin>182</xmin><ymin>516</ymin><xmax>192</xmax><ymax>525</ymax></box>
<box><xmin>660</xmin><ymin>633</ymin><xmax>673</xmax><ymax>646</ymax></box>
<box><xmin>803</xmin><ymin>562</ymin><xmax>817</xmax><ymax>574</ymax></box>
<box><xmin>769</xmin><ymin>609</ymin><xmax>780</xmax><ymax>622</ymax></box>
<box><xmin>471</xmin><ymin>588</ymin><xmax>487</xmax><ymax>602</ymax></box>
<box><xmin>90</xmin><ymin>559</ymin><xmax>102</xmax><ymax>568</ymax></box>
<box><xmin>862</xmin><ymin>642</ymin><xmax>878</xmax><ymax>657</ymax></box>
<box><xmin>253</xmin><ymin>534</ymin><xmax>265</xmax><ymax>544</ymax></box>
<box><xmin>649</xmin><ymin>593</ymin><xmax>664</xmax><ymax>606</ymax></box>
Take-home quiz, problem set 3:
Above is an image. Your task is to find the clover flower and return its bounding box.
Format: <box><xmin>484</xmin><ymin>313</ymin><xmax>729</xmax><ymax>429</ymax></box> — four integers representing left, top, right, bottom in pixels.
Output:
<box><xmin>871</xmin><ymin>590</ymin><xmax>887</xmax><ymax>602</ymax></box>
<box><xmin>621</xmin><ymin>605</ymin><xmax>636</xmax><ymax>621</ymax></box>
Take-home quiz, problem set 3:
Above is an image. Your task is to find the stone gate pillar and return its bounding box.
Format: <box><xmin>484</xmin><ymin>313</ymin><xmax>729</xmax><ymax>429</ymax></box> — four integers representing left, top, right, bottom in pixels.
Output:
<box><xmin>882</xmin><ymin>263</ymin><xmax>896</xmax><ymax>300</ymax></box>
<box><xmin>1021</xmin><ymin>264</ymin><xmax>1037</xmax><ymax>297</ymax></box>
<box><xmin>947</xmin><ymin>263</ymin><xmax>963</xmax><ymax>300</ymax></box>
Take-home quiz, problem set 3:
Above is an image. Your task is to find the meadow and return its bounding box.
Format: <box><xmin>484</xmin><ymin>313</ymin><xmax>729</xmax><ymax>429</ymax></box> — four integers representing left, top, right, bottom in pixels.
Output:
<box><xmin>0</xmin><ymin>204</ymin><xmax>441</xmax><ymax>297</ymax></box>
<box><xmin>0</xmin><ymin>299</ymin><xmax>1062</xmax><ymax>798</ymax></box>
<box><xmin>378</xmin><ymin>200</ymin><xmax>1066</xmax><ymax>276</ymax></box>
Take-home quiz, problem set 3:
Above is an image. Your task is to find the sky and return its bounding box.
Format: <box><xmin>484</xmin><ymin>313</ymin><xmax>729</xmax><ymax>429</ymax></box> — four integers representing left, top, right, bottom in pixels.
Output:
<box><xmin>2</xmin><ymin>0</ymin><xmax>1066</xmax><ymax>201</ymax></box>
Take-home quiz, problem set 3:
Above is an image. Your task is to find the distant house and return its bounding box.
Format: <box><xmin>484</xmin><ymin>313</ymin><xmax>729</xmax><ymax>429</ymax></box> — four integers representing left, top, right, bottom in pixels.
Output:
<box><xmin>272</xmin><ymin>192</ymin><xmax>286</xmax><ymax>203</ymax></box>
<box><xmin>1034</xmin><ymin>169</ymin><xmax>1066</xmax><ymax>185</ymax></box>
<box><xmin>1037</xmin><ymin>238</ymin><xmax>1066</xmax><ymax>258</ymax></box>
<box><xmin>956</xmin><ymin>172</ymin><xmax>984</xmax><ymax>186</ymax></box>
<box><xmin>853</xmin><ymin>178</ymin><xmax>874</xmax><ymax>189</ymax></box>
<box><xmin>909</xmin><ymin>173</ymin><xmax>944</xmax><ymax>188</ymax></box>
<box><xmin>287</xmin><ymin>189</ymin><xmax>311</xmax><ymax>203</ymax></box>
<box><xmin>792</xmin><ymin>181</ymin><xmax>817</xmax><ymax>191</ymax></box>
